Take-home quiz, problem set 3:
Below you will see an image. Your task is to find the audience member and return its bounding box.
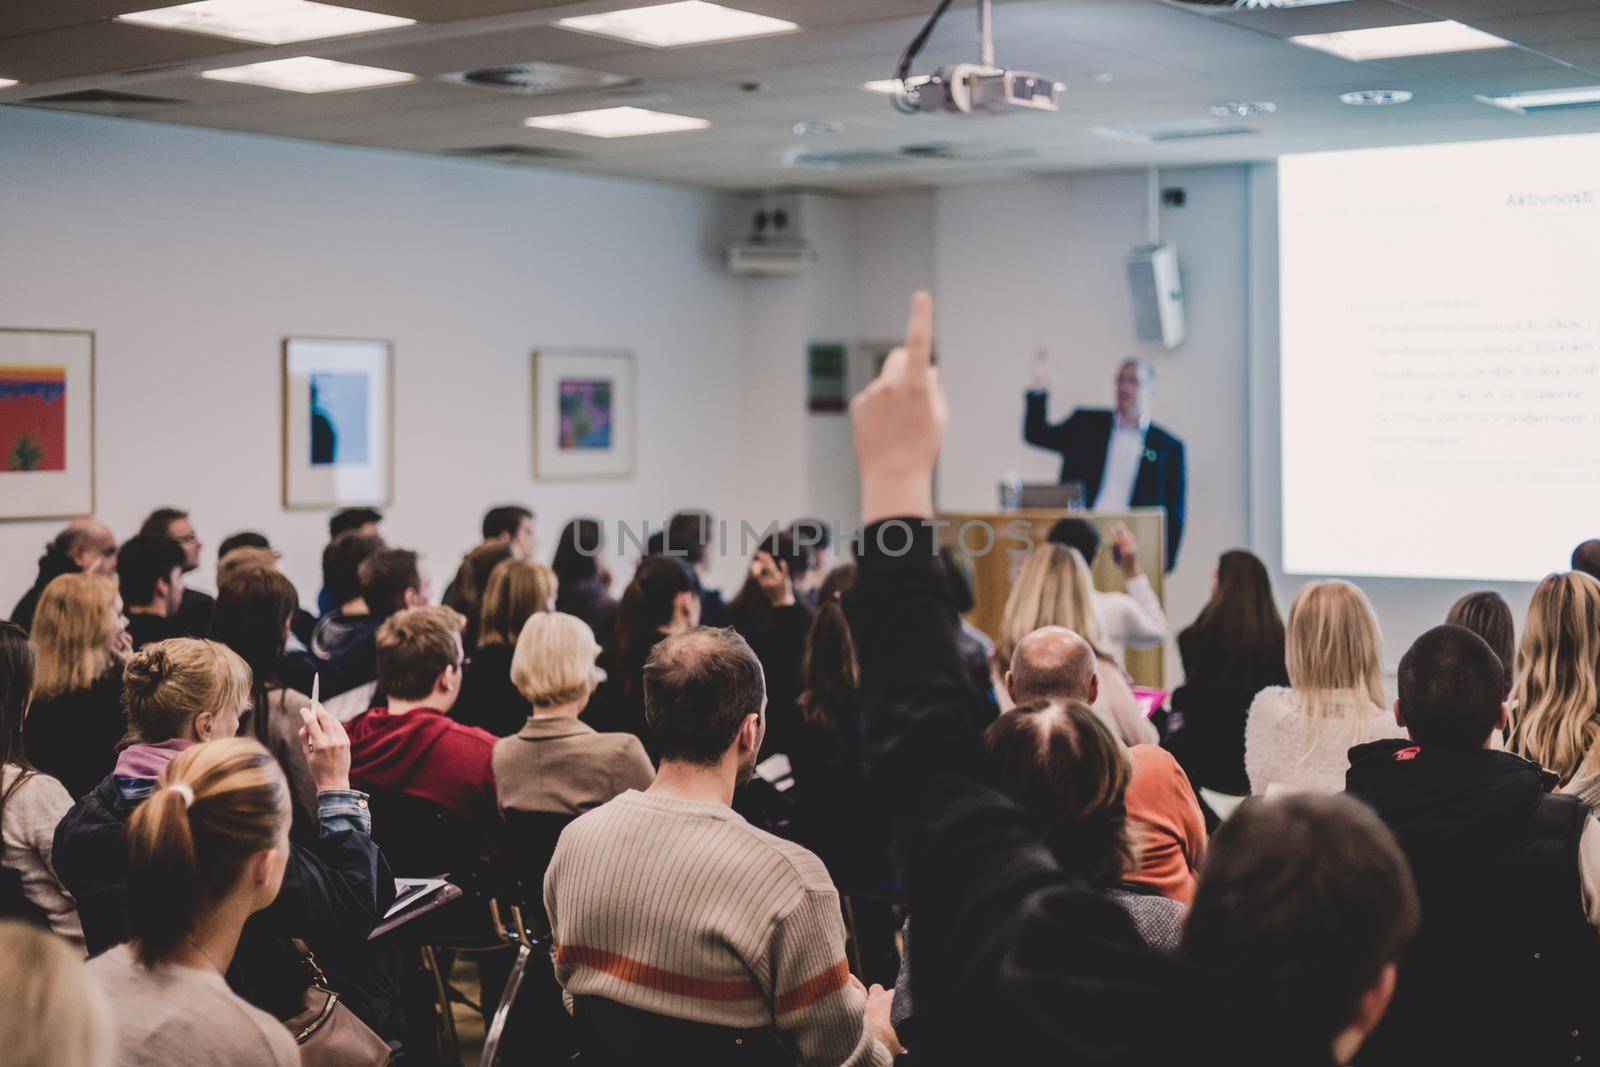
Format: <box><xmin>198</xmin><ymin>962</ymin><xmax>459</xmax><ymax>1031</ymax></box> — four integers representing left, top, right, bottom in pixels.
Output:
<box><xmin>209</xmin><ymin>566</ymin><xmax>318</xmax><ymax>833</ymax></box>
<box><xmin>345</xmin><ymin>606</ymin><xmax>499</xmax><ymax>832</ymax></box>
<box><xmin>728</xmin><ymin>531</ymin><xmax>813</xmax><ymax>758</ymax></box>
<box><xmin>53</xmin><ymin>637</ymin><xmax>399</xmax><ymax>1036</ymax></box>
<box><xmin>1347</xmin><ymin>623</ymin><xmax>1600</xmax><ymax>1065</ymax></box>
<box><xmin>1572</xmin><ymin>538</ymin><xmax>1600</xmax><ymax>582</ymax></box>
<box><xmin>0</xmin><ymin>920</ymin><xmax>112</xmax><ymax>1067</ymax></box>
<box><xmin>552</xmin><ymin>518</ymin><xmax>618</xmax><ymax>650</ymax></box>
<box><xmin>24</xmin><ymin>574</ymin><xmax>131</xmax><ymax>799</ymax></box>
<box><xmin>217</xmin><ymin>530</ymin><xmax>271</xmax><ymax>559</ymax></box>
<box><xmin>1047</xmin><ymin>516</ymin><xmax>1101</xmax><ymax>564</ymax></box>
<box><xmin>846</xmin><ymin>292</ymin><xmax>1416</xmax><ymax>1065</ymax></box>
<box><xmin>85</xmin><ymin>739</ymin><xmax>301</xmax><ymax>1067</ymax></box>
<box><xmin>666</xmin><ymin>509</ymin><xmax>727</xmax><ymax>625</ymax></box>
<box><xmin>938</xmin><ymin>545</ymin><xmax>1001</xmax><ymax>705</ymax></box>
<box><xmin>116</xmin><ymin>533</ymin><xmax>186</xmax><ymax>650</ymax></box>
<box><xmin>1510</xmin><ymin>571</ymin><xmax>1600</xmax><ymax>804</ymax></box>
<box><xmin>9</xmin><ymin>519</ymin><xmax>117</xmax><ymax>633</ymax></box>
<box><xmin>592</xmin><ymin>554</ymin><xmax>700</xmax><ymax>750</ymax></box>
<box><xmin>138</xmin><ymin>507</ymin><xmax>214</xmax><ymax>637</ymax></box>
<box><xmin>1444</xmin><ymin>589</ymin><xmax>1516</xmax><ymax>699</ymax></box>
<box><xmin>494</xmin><ymin>612</ymin><xmax>651</xmax><ymax>816</ymax></box>
<box><xmin>311</xmin><ymin>540</ymin><xmax>416</xmax><ymax>702</ymax></box>
<box><xmin>1093</xmin><ymin>523</ymin><xmax>1168</xmax><ymax>665</ymax></box>
<box><xmin>454</xmin><ymin>558</ymin><xmax>557</xmax><ymax>736</ymax></box>
<box><xmin>1244</xmin><ymin>579</ymin><xmax>1400</xmax><ymax>795</ymax></box>
<box><xmin>442</xmin><ymin>540</ymin><xmax>512</xmax><ymax>652</ymax></box>
<box><xmin>1166</xmin><ymin>549</ymin><xmax>1288</xmax><ymax>797</ymax></box>
<box><xmin>1004</xmin><ymin>620</ymin><xmax>1156</xmax><ymax>746</ymax></box>
<box><xmin>788</xmin><ymin>518</ymin><xmax>834</xmax><ymax>603</ymax></box>
<box><xmin>319</xmin><ymin>509</ymin><xmax>383</xmax><ymax>615</ymax></box>
<box><xmin>546</xmin><ymin>627</ymin><xmax>899</xmax><ymax>1065</ymax></box>
<box><xmin>0</xmin><ymin>622</ymin><xmax>83</xmax><ymax>943</ymax></box>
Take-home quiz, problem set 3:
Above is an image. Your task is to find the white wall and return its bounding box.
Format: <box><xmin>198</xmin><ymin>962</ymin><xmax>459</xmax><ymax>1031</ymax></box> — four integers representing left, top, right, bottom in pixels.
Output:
<box><xmin>0</xmin><ymin>107</ymin><xmax>745</xmax><ymax>612</ymax></box>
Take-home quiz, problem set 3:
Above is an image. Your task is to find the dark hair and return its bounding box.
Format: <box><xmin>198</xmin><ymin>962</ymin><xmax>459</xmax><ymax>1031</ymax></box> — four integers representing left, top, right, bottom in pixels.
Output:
<box><xmin>788</xmin><ymin>518</ymin><xmax>831</xmax><ymax>553</ymax></box>
<box><xmin>799</xmin><ymin>565</ymin><xmax>858</xmax><ymax>741</ymax></box>
<box><xmin>0</xmin><ymin>622</ymin><xmax>36</xmax><ymax>774</ymax></box>
<box><xmin>1397</xmin><ymin>624</ymin><xmax>1504</xmax><ymax>748</ymax></box>
<box><xmin>1573</xmin><ymin>540</ymin><xmax>1600</xmax><ymax>581</ymax></box>
<box><xmin>217</xmin><ymin>531</ymin><xmax>271</xmax><ymax>560</ymax></box>
<box><xmin>482</xmin><ymin>505</ymin><xmax>533</xmax><ymax>541</ymax></box>
<box><xmin>1444</xmin><ymin>592</ymin><xmax>1515</xmax><ymax>697</ymax></box>
<box><xmin>1182</xmin><ymin>793</ymin><xmax>1418</xmax><ymax>1059</ymax></box>
<box><xmin>1182</xmin><ymin>549</ymin><xmax>1287</xmax><ymax>688</ymax></box>
<box><xmin>615</xmin><ymin>556</ymin><xmax>700</xmax><ymax>695</ymax></box>
<box><xmin>117</xmin><ymin>534</ymin><xmax>185</xmax><ymax>608</ymax></box>
<box><xmin>443</xmin><ymin>541</ymin><xmax>512</xmax><ymax>633</ymax></box>
<box><xmin>329</xmin><ymin>507</ymin><xmax>383</xmax><ymax>539</ymax></box>
<box><xmin>983</xmin><ymin>701</ymin><xmax>1134</xmax><ymax>886</ymax></box>
<box><xmin>137</xmin><ymin>507</ymin><xmax>188</xmax><ymax>541</ymax></box>
<box><xmin>210</xmin><ymin>567</ymin><xmax>299</xmax><ymax>747</ymax></box>
<box><xmin>1047</xmin><ymin>518</ymin><xmax>1101</xmax><ymax>564</ymax></box>
<box><xmin>359</xmin><ymin>548</ymin><xmax>421</xmax><ymax>617</ymax></box>
<box><xmin>729</xmin><ymin>531</ymin><xmax>808</xmax><ymax>638</ymax></box>
<box><xmin>322</xmin><ymin>531</ymin><xmax>384</xmax><ymax>608</ymax></box>
<box><xmin>666</xmin><ymin>510</ymin><xmax>714</xmax><ymax>566</ymax></box>
<box><xmin>375</xmin><ymin>606</ymin><xmax>465</xmax><ymax>701</ymax></box>
<box><xmin>553</xmin><ymin>519</ymin><xmax>604</xmax><ymax>587</ymax></box>
<box><xmin>644</xmin><ymin>628</ymin><xmax>765</xmax><ymax>765</ymax></box>
<box><xmin>940</xmin><ymin>545</ymin><xmax>977</xmax><ymax>615</ymax></box>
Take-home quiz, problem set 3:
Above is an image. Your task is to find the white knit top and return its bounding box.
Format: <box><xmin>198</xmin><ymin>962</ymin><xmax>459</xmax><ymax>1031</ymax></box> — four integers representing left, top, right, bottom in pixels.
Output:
<box><xmin>1244</xmin><ymin>687</ymin><xmax>1405</xmax><ymax>796</ymax></box>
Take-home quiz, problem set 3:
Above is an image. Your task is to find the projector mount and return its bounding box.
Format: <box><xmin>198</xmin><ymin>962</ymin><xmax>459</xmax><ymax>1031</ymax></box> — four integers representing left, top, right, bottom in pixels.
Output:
<box><xmin>886</xmin><ymin>0</ymin><xmax>1061</xmax><ymax>116</ymax></box>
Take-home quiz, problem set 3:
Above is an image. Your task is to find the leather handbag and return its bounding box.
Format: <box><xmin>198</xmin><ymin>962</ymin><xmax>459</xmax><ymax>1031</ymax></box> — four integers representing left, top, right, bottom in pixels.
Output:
<box><xmin>285</xmin><ymin>940</ymin><xmax>392</xmax><ymax>1067</ymax></box>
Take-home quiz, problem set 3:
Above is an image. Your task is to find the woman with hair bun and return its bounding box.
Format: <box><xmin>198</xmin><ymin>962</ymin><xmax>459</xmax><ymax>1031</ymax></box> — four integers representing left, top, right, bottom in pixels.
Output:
<box><xmin>86</xmin><ymin>738</ymin><xmax>299</xmax><ymax>1066</ymax></box>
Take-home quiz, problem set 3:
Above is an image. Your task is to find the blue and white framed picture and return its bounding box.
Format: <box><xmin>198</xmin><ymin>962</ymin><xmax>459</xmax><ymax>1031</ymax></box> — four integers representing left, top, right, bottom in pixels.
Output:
<box><xmin>533</xmin><ymin>348</ymin><xmax>635</xmax><ymax>481</ymax></box>
<box><xmin>282</xmin><ymin>337</ymin><xmax>392</xmax><ymax>509</ymax></box>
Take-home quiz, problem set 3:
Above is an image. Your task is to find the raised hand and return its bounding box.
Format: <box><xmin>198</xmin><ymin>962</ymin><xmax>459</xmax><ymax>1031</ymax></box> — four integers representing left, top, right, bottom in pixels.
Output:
<box><xmin>1112</xmin><ymin>522</ymin><xmax>1141</xmax><ymax>578</ymax></box>
<box><xmin>299</xmin><ymin>703</ymin><xmax>353</xmax><ymax>794</ymax></box>
<box><xmin>1029</xmin><ymin>347</ymin><xmax>1051</xmax><ymax>391</ymax></box>
<box><xmin>852</xmin><ymin>291</ymin><xmax>946</xmax><ymax>524</ymax></box>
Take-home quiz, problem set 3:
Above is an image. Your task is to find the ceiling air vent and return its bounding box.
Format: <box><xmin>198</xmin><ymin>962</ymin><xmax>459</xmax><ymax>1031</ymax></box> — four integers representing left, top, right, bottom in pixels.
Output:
<box><xmin>1093</xmin><ymin>119</ymin><xmax>1258</xmax><ymax>144</ymax></box>
<box><xmin>440</xmin><ymin>62</ymin><xmax>634</xmax><ymax>97</ymax></box>
<box><xmin>442</xmin><ymin>144</ymin><xmax>586</xmax><ymax>164</ymax></box>
<box><xmin>25</xmin><ymin>89</ymin><xmax>186</xmax><ymax>114</ymax></box>
<box><xmin>785</xmin><ymin>142</ymin><xmax>1038</xmax><ymax>170</ymax></box>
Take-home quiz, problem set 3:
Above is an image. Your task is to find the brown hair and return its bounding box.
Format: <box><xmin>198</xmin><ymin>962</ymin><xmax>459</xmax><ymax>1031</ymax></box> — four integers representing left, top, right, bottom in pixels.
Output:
<box><xmin>1445</xmin><ymin>591</ymin><xmax>1515</xmax><ymax>698</ymax></box>
<box><xmin>479</xmin><ymin>559</ymin><xmax>557</xmax><ymax>648</ymax></box>
<box><xmin>124</xmin><ymin>738</ymin><xmax>289</xmax><ymax>966</ymax></box>
<box><xmin>123</xmin><ymin>639</ymin><xmax>252</xmax><ymax>744</ymax></box>
<box><xmin>1508</xmin><ymin>571</ymin><xmax>1600</xmax><ymax>783</ymax></box>
<box><xmin>0</xmin><ymin>920</ymin><xmax>113</xmax><ymax>1067</ymax></box>
<box><xmin>799</xmin><ymin>565</ymin><xmax>859</xmax><ymax>740</ymax></box>
<box><xmin>1184</xmin><ymin>549</ymin><xmax>1287</xmax><ymax>687</ymax></box>
<box><xmin>215</xmin><ymin>546</ymin><xmax>279</xmax><ymax>584</ymax></box>
<box><xmin>0</xmin><ymin>622</ymin><xmax>35</xmax><ymax>774</ymax></box>
<box><xmin>375</xmin><ymin>606</ymin><xmax>465</xmax><ymax>701</ymax></box>
<box><xmin>209</xmin><ymin>568</ymin><xmax>300</xmax><ymax>747</ymax></box>
<box><xmin>359</xmin><ymin>547</ymin><xmax>421</xmax><ymax>616</ymax></box>
<box><xmin>29</xmin><ymin>573</ymin><xmax>118</xmax><ymax>701</ymax></box>
<box><xmin>644</xmin><ymin>628</ymin><xmax>765</xmax><ymax>766</ymax></box>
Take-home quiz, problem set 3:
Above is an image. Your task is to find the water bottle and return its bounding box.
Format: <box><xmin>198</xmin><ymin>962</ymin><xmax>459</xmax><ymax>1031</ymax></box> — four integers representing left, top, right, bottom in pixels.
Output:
<box><xmin>999</xmin><ymin>470</ymin><xmax>1023</xmax><ymax>511</ymax></box>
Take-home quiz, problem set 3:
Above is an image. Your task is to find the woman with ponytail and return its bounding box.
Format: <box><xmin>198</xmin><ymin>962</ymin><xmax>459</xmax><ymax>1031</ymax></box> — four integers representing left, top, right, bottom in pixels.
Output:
<box><xmin>588</xmin><ymin>555</ymin><xmax>700</xmax><ymax>752</ymax></box>
<box><xmin>86</xmin><ymin>738</ymin><xmax>300</xmax><ymax>1066</ymax></box>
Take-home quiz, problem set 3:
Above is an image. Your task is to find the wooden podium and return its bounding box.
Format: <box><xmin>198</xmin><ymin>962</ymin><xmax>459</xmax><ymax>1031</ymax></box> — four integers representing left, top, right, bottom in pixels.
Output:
<box><xmin>935</xmin><ymin>508</ymin><xmax>1168</xmax><ymax>688</ymax></box>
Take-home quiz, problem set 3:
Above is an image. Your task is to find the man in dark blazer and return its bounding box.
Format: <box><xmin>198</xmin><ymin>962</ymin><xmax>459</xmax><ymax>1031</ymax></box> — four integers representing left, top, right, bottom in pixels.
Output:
<box><xmin>1023</xmin><ymin>355</ymin><xmax>1186</xmax><ymax>569</ymax></box>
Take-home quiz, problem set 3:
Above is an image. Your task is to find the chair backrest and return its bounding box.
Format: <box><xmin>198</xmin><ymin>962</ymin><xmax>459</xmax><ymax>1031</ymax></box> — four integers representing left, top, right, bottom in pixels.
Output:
<box><xmin>498</xmin><ymin>809</ymin><xmax>578</xmax><ymax>928</ymax></box>
<box><xmin>571</xmin><ymin>996</ymin><xmax>793</xmax><ymax>1067</ymax></box>
<box><xmin>365</xmin><ymin>788</ymin><xmax>488</xmax><ymax>881</ymax></box>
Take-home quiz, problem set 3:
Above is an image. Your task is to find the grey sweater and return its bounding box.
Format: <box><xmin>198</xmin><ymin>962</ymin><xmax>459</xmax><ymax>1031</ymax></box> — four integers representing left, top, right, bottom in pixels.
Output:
<box><xmin>1</xmin><ymin>764</ymin><xmax>82</xmax><ymax>945</ymax></box>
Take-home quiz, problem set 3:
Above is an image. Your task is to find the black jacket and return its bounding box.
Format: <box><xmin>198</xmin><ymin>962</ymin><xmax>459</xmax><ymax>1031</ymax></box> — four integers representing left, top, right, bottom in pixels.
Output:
<box><xmin>556</xmin><ymin>580</ymin><xmax>619</xmax><ymax>654</ymax></box>
<box><xmin>1165</xmin><ymin>625</ymin><xmax>1288</xmax><ymax>796</ymax></box>
<box><xmin>9</xmin><ymin>544</ymin><xmax>81</xmax><ymax>633</ymax></box>
<box><xmin>1023</xmin><ymin>394</ymin><xmax>1187</xmax><ymax>568</ymax></box>
<box><xmin>173</xmin><ymin>586</ymin><xmax>215</xmax><ymax>638</ymax></box>
<box><xmin>847</xmin><ymin>519</ymin><xmax>1330</xmax><ymax>1066</ymax></box>
<box><xmin>23</xmin><ymin>669</ymin><xmax>126</xmax><ymax>800</ymax></box>
<box><xmin>54</xmin><ymin>772</ymin><xmax>403</xmax><ymax>1038</ymax></box>
<box><xmin>309</xmin><ymin>610</ymin><xmax>381</xmax><ymax>699</ymax></box>
<box><xmin>452</xmin><ymin>642</ymin><xmax>530</xmax><ymax>738</ymax></box>
<box><xmin>1346</xmin><ymin>739</ymin><xmax>1600</xmax><ymax>1067</ymax></box>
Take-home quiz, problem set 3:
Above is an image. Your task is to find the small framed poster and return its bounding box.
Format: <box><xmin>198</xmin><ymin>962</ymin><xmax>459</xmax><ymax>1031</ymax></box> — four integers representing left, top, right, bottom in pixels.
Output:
<box><xmin>533</xmin><ymin>348</ymin><xmax>635</xmax><ymax>481</ymax></box>
<box><xmin>282</xmin><ymin>337</ymin><xmax>393</xmax><ymax>509</ymax></box>
<box><xmin>807</xmin><ymin>342</ymin><xmax>847</xmax><ymax>413</ymax></box>
<box><xmin>0</xmin><ymin>328</ymin><xmax>95</xmax><ymax>520</ymax></box>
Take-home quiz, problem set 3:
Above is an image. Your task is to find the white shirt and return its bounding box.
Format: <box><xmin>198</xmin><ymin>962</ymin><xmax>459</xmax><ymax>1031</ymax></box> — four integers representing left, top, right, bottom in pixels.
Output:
<box><xmin>1095</xmin><ymin>418</ymin><xmax>1148</xmax><ymax>510</ymax></box>
<box><xmin>1244</xmin><ymin>687</ymin><xmax>1406</xmax><ymax>796</ymax></box>
<box><xmin>1092</xmin><ymin>576</ymin><xmax>1167</xmax><ymax>667</ymax></box>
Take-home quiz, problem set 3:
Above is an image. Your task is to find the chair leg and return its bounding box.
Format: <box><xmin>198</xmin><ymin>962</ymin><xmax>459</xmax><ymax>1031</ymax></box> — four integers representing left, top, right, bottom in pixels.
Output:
<box><xmin>420</xmin><ymin>944</ymin><xmax>462</xmax><ymax>1064</ymax></box>
<box><xmin>480</xmin><ymin>944</ymin><xmax>531</xmax><ymax>1067</ymax></box>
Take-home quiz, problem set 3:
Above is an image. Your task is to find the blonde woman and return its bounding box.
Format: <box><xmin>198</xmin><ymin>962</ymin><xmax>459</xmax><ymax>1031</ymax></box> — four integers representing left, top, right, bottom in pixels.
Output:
<box><xmin>455</xmin><ymin>559</ymin><xmax>559</xmax><ymax>737</ymax></box>
<box><xmin>24</xmin><ymin>574</ymin><xmax>132</xmax><ymax>798</ymax></box>
<box><xmin>1244</xmin><ymin>580</ymin><xmax>1401</xmax><ymax>795</ymax></box>
<box><xmin>1510</xmin><ymin>572</ymin><xmax>1600</xmax><ymax>804</ymax></box>
<box><xmin>493</xmin><ymin>611</ymin><xmax>653</xmax><ymax>816</ymax></box>
<box><xmin>0</xmin><ymin>920</ymin><xmax>112</xmax><ymax>1067</ymax></box>
<box><xmin>995</xmin><ymin>544</ymin><xmax>1156</xmax><ymax>746</ymax></box>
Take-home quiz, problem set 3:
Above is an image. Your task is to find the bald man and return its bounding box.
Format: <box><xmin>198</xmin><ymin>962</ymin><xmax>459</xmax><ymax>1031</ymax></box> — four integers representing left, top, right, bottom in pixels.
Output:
<box><xmin>1005</xmin><ymin>626</ymin><xmax>1156</xmax><ymax>747</ymax></box>
<box><xmin>10</xmin><ymin>517</ymin><xmax>118</xmax><ymax>632</ymax></box>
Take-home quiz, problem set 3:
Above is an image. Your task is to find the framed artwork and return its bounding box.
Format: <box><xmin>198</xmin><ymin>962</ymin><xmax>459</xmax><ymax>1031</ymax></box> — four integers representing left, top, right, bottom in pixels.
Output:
<box><xmin>807</xmin><ymin>342</ymin><xmax>847</xmax><ymax>413</ymax></box>
<box><xmin>0</xmin><ymin>328</ymin><xmax>94</xmax><ymax>520</ymax></box>
<box><xmin>533</xmin><ymin>348</ymin><xmax>635</xmax><ymax>480</ymax></box>
<box><xmin>282</xmin><ymin>337</ymin><xmax>393</xmax><ymax>509</ymax></box>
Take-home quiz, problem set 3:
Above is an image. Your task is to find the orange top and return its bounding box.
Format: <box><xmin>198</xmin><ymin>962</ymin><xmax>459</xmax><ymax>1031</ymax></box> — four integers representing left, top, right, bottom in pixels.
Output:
<box><xmin>1124</xmin><ymin>744</ymin><xmax>1207</xmax><ymax>905</ymax></box>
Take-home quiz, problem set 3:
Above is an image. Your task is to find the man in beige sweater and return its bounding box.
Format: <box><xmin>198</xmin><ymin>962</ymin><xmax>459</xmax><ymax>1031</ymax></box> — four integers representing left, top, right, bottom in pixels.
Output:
<box><xmin>545</xmin><ymin>627</ymin><xmax>899</xmax><ymax>1065</ymax></box>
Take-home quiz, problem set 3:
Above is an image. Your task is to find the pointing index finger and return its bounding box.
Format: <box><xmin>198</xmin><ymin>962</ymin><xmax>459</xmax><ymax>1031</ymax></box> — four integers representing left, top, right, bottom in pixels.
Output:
<box><xmin>903</xmin><ymin>290</ymin><xmax>933</xmax><ymax>373</ymax></box>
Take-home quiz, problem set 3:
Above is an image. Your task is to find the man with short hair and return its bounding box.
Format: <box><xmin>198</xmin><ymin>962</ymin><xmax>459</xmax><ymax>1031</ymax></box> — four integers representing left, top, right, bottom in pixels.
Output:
<box><xmin>345</xmin><ymin>605</ymin><xmax>497</xmax><ymax>829</ymax></box>
<box><xmin>1344</xmin><ymin>623</ymin><xmax>1600</xmax><ymax>1066</ymax></box>
<box><xmin>139</xmin><ymin>506</ymin><xmax>213</xmax><ymax>637</ymax></box>
<box><xmin>482</xmin><ymin>505</ymin><xmax>534</xmax><ymax>561</ymax></box>
<box><xmin>1573</xmin><ymin>538</ymin><xmax>1600</xmax><ymax>581</ymax></box>
<box><xmin>545</xmin><ymin>627</ymin><xmax>898</xmax><ymax>1066</ymax></box>
<box><xmin>116</xmin><ymin>534</ymin><xmax>186</xmax><ymax>650</ymax></box>
<box><xmin>664</xmin><ymin>509</ymin><xmax>727</xmax><ymax>625</ymax></box>
<box><xmin>320</xmin><ymin>509</ymin><xmax>383</xmax><ymax>614</ymax></box>
<box><xmin>311</xmin><ymin>541</ymin><xmax>420</xmax><ymax>700</ymax></box>
<box><xmin>10</xmin><ymin>518</ymin><xmax>117</xmax><ymax>632</ymax></box>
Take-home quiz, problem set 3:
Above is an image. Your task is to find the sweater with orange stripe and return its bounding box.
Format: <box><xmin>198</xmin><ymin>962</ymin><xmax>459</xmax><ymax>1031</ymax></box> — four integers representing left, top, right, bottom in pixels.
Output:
<box><xmin>545</xmin><ymin>789</ymin><xmax>892</xmax><ymax>1066</ymax></box>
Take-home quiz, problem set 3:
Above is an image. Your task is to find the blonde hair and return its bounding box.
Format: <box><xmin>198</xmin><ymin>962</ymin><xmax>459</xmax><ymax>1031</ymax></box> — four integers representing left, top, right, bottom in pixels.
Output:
<box><xmin>215</xmin><ymin>546</ymin><xmax>279</xmax><ymax>583</ymax></box>
<box><xmin>1508</xmin><ymin>572</ymin><xmax>1600</xmax><ymax>783</ymax></box>
<box><xmin>1284</xmin><ymin>580</ymin><xmax>1386</xmax><ymax>742</ymax></box>
<box><xmin>30</xmin><ymin>573</ymin><xmax>118</xmax><ymax>701</ymax></box>
<box><xmin>123</xmin><ymin>639</ymin><xmax>252</xmax><ymax>744</ymax></box>
<box><xmin>0</xmin><ymin>920</ymin><xmax>113</xmax><ymax>1067</ymax></box>
<box><xmin>125</xmin><ymin>738</ymin><xmax>288</xmax><ymax>966</ymax></box>
<box><xmin>479</xmin><ymin>559</ymin><xmax>558</xmax><ymax>648</ymax></box>
<box><xmin>995</xmin><ymin>544</ymin><xmax>1103</xmax><ymax>667</ymax></box>
<box><xmin>511</xmin><ymin>612</ymin><xmax>606</xmax><ymax>708</ymax></box>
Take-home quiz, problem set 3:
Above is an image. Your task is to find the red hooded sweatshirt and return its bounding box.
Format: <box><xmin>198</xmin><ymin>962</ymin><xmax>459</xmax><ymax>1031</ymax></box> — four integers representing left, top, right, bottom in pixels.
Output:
<box><xmin>346</xmin><ymin>706</ymin><xmax>498</xmax><ymax>830</ymax></box>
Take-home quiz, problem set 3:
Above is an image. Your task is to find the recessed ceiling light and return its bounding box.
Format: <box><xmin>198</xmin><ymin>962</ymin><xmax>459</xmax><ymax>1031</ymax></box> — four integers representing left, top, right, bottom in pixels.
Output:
<box><xmin>791</xmin><ymin>119</ymin><xmax>841</xmax><ymax>136</ymax></box>
<box><xmin>1291</xmin><ymin>21</ymin><xmax>1510</xmax><ymax>62</ymax></box>
<box><xmin>524</xmin><ymin>106</ymin><xmax>709</xmax><ymax>138</ymax></box>
<box><xmin>0</xmin><ymin>78</ymin><xmax>16</xmax><ymax>89</ymax></box>
<box><xmin>117</xmin><ymin>0</ymin><xmax>413</xmax><ymax>45</ymax></box>
<box><xmin>1209</xmin><ymin>100</ymin><xmax>1276</xmax><ymax>117</ymax></box>
<box><xmin>1477</xmin><ymin>86</ymin><xmax>1600</xmax><ymax>113</ymax></box>
<box><xmin>1339</xmin><ymin>89</ymin><xmax>1413</xmax><ymax>105</ymax></box>
<box><xmin>201</xmin><ymin>56</ymin><xmax>414</xmax><ymax>93</ymax></box>
<box><xmin>862</xmin><ymin>76</ymin><xmax>932</xmax><ymax>95</ymax></box>
<box><xmin>555</xmin><ymin>2</ymin><xmax>798</xmax><ymax>48</ymax></box>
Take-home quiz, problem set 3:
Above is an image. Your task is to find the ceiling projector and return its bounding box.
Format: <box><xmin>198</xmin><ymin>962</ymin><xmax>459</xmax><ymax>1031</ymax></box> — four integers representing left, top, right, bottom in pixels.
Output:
<box><xmin>887</xmin><ymin>0</ymin><xmax>1061</xmax><ymax>116</ymax></box>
